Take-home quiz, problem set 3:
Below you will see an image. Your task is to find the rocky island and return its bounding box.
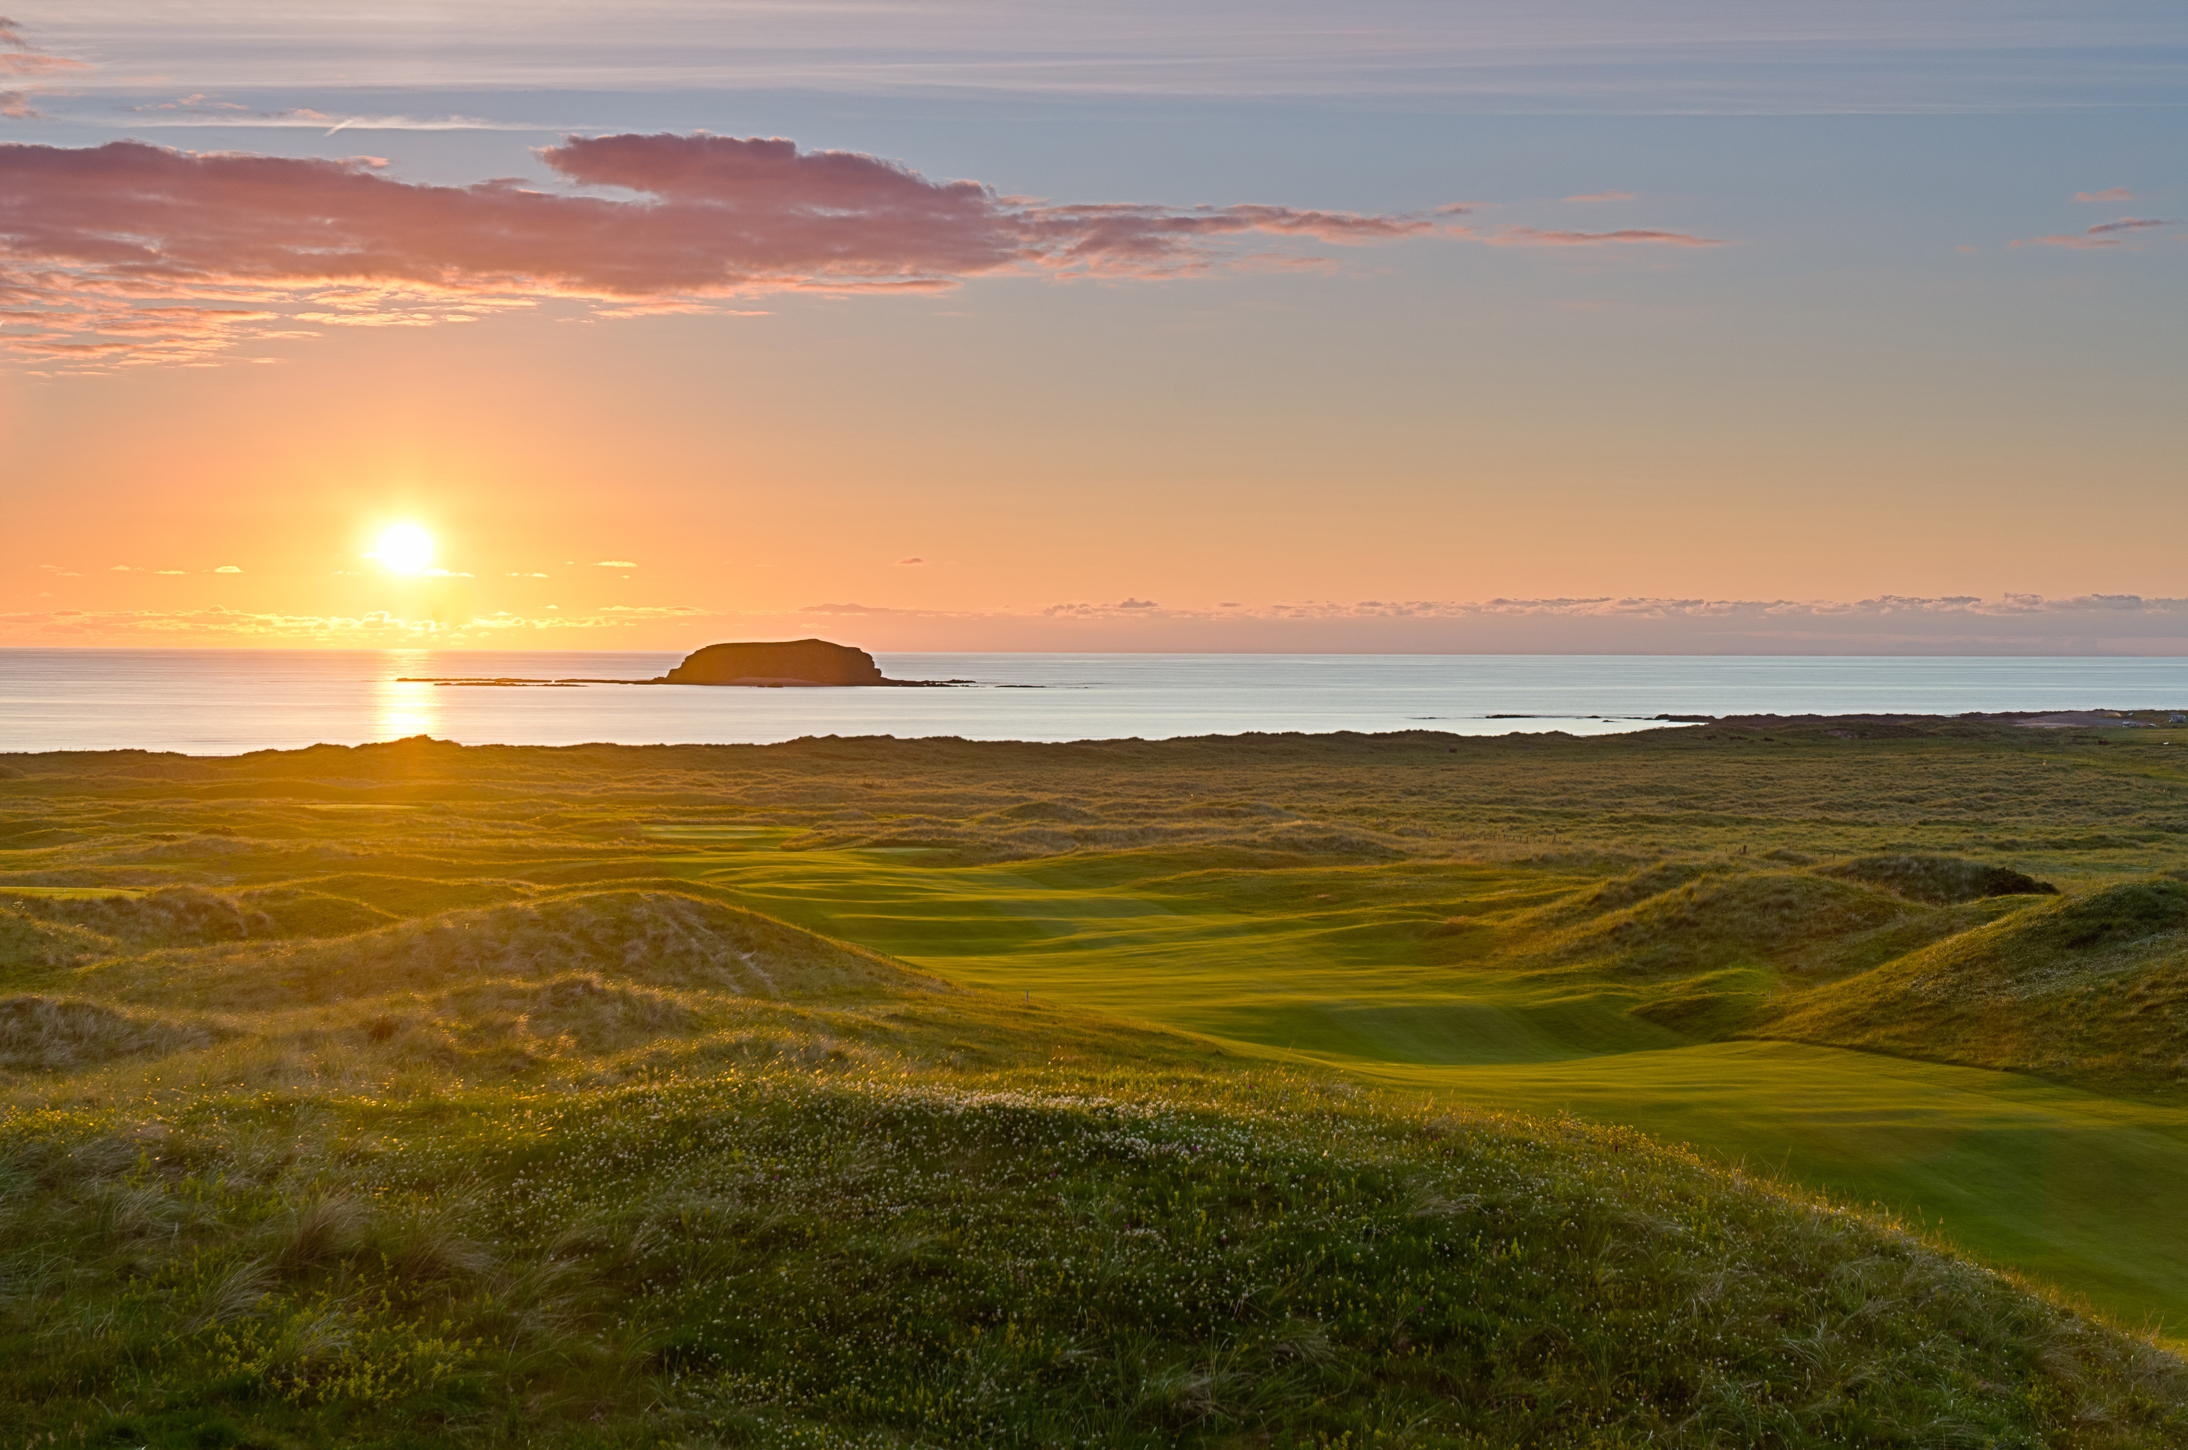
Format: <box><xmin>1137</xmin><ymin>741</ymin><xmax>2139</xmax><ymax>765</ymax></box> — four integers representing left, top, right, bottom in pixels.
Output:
<box><xmin>656</xmin><ymin>638</ymin><xmax>895</xmax><ymax>686</ymax></box>
<box><xmin>399</xmin><ymin>638</ymin><xmax>963</xmax><ymax>688</ymax></box>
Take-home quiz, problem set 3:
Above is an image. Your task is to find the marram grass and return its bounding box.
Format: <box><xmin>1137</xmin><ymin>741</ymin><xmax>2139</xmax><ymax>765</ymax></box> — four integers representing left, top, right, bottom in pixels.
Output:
<box><xmin>9</xmin><ymin>1058</ymin><xmax>2186</xmax><ymax>1448</ymax></box>
<box><xmin>3</xmin><ymin>723</ymin><xmax>2188</xmax><ymax>1445</ymax></box>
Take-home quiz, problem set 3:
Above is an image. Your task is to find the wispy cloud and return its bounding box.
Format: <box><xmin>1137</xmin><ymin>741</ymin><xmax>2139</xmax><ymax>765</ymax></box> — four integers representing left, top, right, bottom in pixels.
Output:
<box><xmin>1562</xmin><ymin>190</ymin><xmax>1636</xmax><ymax>203</ymax></box>
<box><xmin>103</xmin><ymin>111</ymin><xmax>550</xmax><ymax>133</ymax></box>
<box><xmin>127</xmin><ymin>94</ymin><xmax>249</xmax><ymax>114</ymax></box>
<box><xmin>781</xmin><ymin>592</ymin><xmax>2188</xmax><ymax>655</ymax></box>
<box><xmin>0</xmin><ymin>15</ymin><xmax>87</xmax><ymax>120</ymax></box>
<box><xmin>1037</xmin><ymin>598</ymin><xmax>1164</xmax><ymax>615</ymax></box>
<box><xmin>2087</xmin><ymin>216</ymin><xmax>2177</xmax><ymax>235</ymax></box>
<box><xmin>2011</xmin><ymin>217</ymin><xmax>2178</xmax><ymax>249</ymax></box>
<box><xmin>28</xmin><ymin>3</ymin><xmax>2187</xmax><ymax>114</ymax></box>
<box><xmin>0</xmin><ymin>49</ymin><xmax>83</xmax><ymax>81</ymax></box>
<box><xmin>0</xmin><ymin>132</ymin><xmax>1453</xmax><ymax>369</ymax></box>
<box><xmin>797</xmin><ymin>593</ymin><xmax>2188</xmax><ymax>625</ymax></box>
<box><xmin>14</xmin><ymin>591</ymin><xmax>2188</xmax><ymax>652</ymax></box>
<box><xmin>0</xmin><ymin>603</ymin><xmax>718</xmax><ymax>643</ymax></box>
<box><xmin>1457</xmin><ymin>225</ymin><xmax>1728</xmax><ymax>248</ymax></box>
<box><xmin>2074</xmin><ymin>187</ymin><xmax>2134</xmax><ymax>202</ymax></box>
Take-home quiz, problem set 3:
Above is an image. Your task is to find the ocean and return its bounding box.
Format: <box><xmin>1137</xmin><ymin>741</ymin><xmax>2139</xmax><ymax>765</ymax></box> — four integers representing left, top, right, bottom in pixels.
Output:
<box><xmin>2</xmin><ymin>649</ymin><xmax>2184</xmax><ymax>756</ymax></box>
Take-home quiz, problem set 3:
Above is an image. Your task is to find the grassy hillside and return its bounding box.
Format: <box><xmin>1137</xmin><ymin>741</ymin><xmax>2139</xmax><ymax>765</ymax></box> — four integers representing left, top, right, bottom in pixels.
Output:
<box><xmin>1756</xmin><ymin>879</ymin><xmax>2188</xmax><ymax>1096</ymax></box>
<box><xmin>5</xmin><ymin>723</ymin><xmax>2188</xmax><ymax>1445</ymax></box>
<box><xmin>3</xmin><ymin>892</ymin><xmax>2184</xmax><ymax>1449</ymax></box>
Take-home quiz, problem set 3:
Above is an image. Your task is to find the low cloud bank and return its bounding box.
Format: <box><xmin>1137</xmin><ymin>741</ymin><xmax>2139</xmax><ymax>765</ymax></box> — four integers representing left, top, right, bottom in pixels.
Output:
<box><xmin>8</xmin><ymin>594</ymin><xmax>2188</xmax><ymax>654</ymax></box>
<box><xmin>792</xmin><ymin>594</ymin><xmax>2188</xmax><ymax>655</ymax></box>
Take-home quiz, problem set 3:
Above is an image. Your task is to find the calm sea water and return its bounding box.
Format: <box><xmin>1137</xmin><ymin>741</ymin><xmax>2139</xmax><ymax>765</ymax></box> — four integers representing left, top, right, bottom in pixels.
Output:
<box><xmin>1</xmin><ymin>649</ymin><xmax>2184</xmax><ymax>756</ymax></box>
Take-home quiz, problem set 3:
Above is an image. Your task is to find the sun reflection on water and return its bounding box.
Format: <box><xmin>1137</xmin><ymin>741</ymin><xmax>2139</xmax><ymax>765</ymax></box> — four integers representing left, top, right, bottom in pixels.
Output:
<box><xmin>374</xmin><ymin>652</ymin><xmax>442</xmax><ymax>741</ymax></box>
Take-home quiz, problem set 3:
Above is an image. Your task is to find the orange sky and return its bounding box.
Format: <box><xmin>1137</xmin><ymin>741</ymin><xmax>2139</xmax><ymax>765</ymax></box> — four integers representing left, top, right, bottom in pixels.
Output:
<box><xmin>3</xmin><ymin>4</ymin><xmax>2183</xmax><ymax>653</ymax></box>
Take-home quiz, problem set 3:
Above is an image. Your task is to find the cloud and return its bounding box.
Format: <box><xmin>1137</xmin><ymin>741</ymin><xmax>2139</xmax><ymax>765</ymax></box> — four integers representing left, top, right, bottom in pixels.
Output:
<box><xmin>0</xmin><ymin>603</ymin><xmax>719</xmax><ymax>643</ymax></box>
<box><xmin>689</xmin><ymin>591</ymin><xmax>2188</xmax><ymax>656</ymax></box>
<box><xmin>817</xmin><ymin>592</ymin><xmax>2188</xmax><ymax>628</ymax></box>
<box><xmin>896</xmin><ymin>557</ymin><xmax>924</xmax><ymax>565</ymax></box>
<box><xmin>29</xmin><ymin>4</ymin><xmax>2177</xmax><ymax>117</ymax></box>
<box><xmin>0</xmin><ymin>54</ymin><xmax>81</xmax><ymax>81</ymax></box>
<box><xmin>0</xmin><ymin>16</ymin><xmax>87</xmax><ymax>121</ymax></box>
<box><xmin>1458</xmin><ymin>226</ymin><xmax>1728</xmax><ymax>248</ymax></box>
<box><xmin>211</xmin><ymin>564</ymin><xmax>241</xmax><ymax>573</ymax></box>
<box><xmin>2010</xmin><ymin>217</ymin><xmax>2177</xmax><ymax>249</ymax></box>
<box><xmin>108</xmin><ymin>112</ymin><xmax>542</xmax><ymax>133</ymax></box>
<box><xmin>0</xmin><ymin>132</ymin><xmax>1449</xmax><ymax>369</ymax></box>
<box><xmin>2075</xmin><ymin>188</ymin><xmax>2134</xmax><ymax>202</ymax></box>
<box><xmin>16</xmin><ymin>591</ymin><xmax>2188</xmax><ymax>653</ymax></box>
<box><xmin>1041</xmin><ymin>597</ymin><xmax>1163</xmax><ymax>616</ymax></box>
<box><xmin>593</xmin><ymin>559</ymin><xmax>638</xmax><ymax>568</ymax></box>
<box><xmin>128</xmin><ymin>94</ymin><xmax>251</xmax><ymax>114</ymax></box>
<box><xmin>1562</xmin><ymin>190</ymin><xmax>1637</xmax><ymax>203</ymax></box>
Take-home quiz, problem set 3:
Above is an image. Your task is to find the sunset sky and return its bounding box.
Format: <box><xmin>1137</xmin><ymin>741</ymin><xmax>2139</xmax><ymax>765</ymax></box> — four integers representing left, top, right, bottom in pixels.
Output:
<box><xmin>2</xmin><ymin>2</ymin><xmax>2182</xmax><ymax>653</ymax></box>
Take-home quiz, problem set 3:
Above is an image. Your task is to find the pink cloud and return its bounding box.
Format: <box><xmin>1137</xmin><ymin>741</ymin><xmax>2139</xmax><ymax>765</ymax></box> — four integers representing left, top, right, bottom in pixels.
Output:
<box><xmin>2074</xmin><ymin>188</ymin><xmax>2134</xmax><ymax>202</ymax></box>
<box><xmin>1562</xmin><ymin>190</ymin><xmax>1637</xmax><ymax>203</ymax></box>
<box><xmin>0</xmin><ymin>52</ymin><xmax>78</xmax><ymax>80</ymax></box>
<box><xmin>0</xmin><ymin>16</ymin><xmax>85</xmax><ymax>101</ymax></box>
<box><xmin>1460</xmin><ymin>226</ymin><xmax>1728</xmax><ymax>248</ymax></box>
<box><xmin>0</xmin><ymin>133</ymin><xmax>1445</xmax><ymax>367</ymax></box>
<box><xmin>128</xmin><ymin>94</ymin><xmax>252</xmax><ymax>115</ymax></box>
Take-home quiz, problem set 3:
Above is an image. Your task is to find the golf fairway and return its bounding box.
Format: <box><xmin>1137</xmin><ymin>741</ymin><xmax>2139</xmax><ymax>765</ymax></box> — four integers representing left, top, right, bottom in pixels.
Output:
<box><xmin>667</xmin><ymin>839</ymin><xmax>2188</xmax><ymax>1333</ymax></box>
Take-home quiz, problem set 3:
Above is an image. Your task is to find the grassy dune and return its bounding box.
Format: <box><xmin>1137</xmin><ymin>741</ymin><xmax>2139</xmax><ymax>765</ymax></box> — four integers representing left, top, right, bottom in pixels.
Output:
<box><xmin>4</xmin><ymin>722</ymin><xmax>2188</xmax><ymax>1445</ymax></box>
<box><xmin>1759</xmin><ymin>880</ymin><xmax>2188</xmax><ymax>1092</ymax></box>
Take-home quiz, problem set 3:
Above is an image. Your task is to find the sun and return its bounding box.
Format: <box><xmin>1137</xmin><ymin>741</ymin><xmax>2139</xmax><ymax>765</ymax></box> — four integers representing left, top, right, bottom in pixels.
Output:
<box><xmin>374</xmin><ymin>523</ymin><xmax>435</xmax><ymax>575</ymax></box>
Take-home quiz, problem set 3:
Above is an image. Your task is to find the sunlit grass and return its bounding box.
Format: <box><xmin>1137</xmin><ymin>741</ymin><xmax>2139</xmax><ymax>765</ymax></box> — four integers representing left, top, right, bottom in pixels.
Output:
<box><xmin>3</xmin><ymin>723</ymin><xmax>2188</xmax><ymax>1444</ymax></box>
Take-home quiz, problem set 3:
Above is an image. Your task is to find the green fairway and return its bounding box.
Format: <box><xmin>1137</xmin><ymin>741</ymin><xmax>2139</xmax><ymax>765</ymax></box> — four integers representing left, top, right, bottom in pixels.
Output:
<box><xmin>653</xmin><ymin>839</ymin><xmax>2188</xmax><ymax>1331</ymax></box>
<box><xmin>1405</xmin><ymin>1045</ymin><xmax>2188</xmax><ymax>1331</ymax></box>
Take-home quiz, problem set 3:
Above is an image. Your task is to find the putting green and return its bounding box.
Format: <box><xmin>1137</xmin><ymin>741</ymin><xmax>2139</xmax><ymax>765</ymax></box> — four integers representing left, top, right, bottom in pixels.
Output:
<box><xmin>664</xmin><ymin>843</ymin><xmax>2188</xmax><ymax>1332</ymax></box>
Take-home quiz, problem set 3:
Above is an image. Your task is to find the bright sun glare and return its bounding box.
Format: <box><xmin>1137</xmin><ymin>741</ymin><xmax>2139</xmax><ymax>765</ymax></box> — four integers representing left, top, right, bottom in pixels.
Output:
<box><xmin>375</xmin><ymin>523</ymin><xmax>435</xmax><ymax>575</ymax></box>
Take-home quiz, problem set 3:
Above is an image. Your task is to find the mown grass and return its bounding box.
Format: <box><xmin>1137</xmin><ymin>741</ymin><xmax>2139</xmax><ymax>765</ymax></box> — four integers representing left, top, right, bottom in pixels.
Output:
<box><xmin>4</xmin><ymin>723</ymin><xmax>2188</xmax><ymax>1444</ymax></box>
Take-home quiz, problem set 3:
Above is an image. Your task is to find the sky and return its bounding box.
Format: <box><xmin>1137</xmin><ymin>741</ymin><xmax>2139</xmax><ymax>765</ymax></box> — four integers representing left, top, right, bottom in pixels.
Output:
<box><xmin>1</xmin><ymin>1</ymin><xmax>2183</xmax><ymax>654</ymax></box>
